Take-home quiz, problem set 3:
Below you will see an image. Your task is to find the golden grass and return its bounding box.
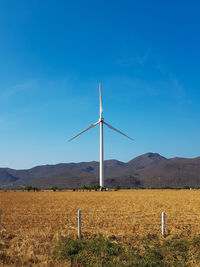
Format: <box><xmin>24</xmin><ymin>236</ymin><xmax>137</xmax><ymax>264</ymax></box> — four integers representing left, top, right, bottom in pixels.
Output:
<box><xmin>1</xmin><ymin>190</ymin><xmax>200</xmax><ymax>265</ymax></box>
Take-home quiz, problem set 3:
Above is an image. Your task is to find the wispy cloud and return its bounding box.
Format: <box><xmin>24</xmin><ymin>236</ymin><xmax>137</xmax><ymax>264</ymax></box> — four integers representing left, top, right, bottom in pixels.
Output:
<box><xmin>116</xmin><ymin>50</ymin><xmax>188</xmax><ymax>102</ymax></box>
<box><xmin>116</xmin><ymin>50</ymin><xmax>149</xmax><ymax>67</ymax></box>
<box><xmin>169</xmin><ymin>75</ymin><xmax>185</xmax><ymax>99</ymax></box>
<box><xmin>103</xmin><ymin>71</ymin><xmax>189</xmax><ymax>105</ymax></box>
<box><xmin>0</xmin><ymin>80</ymin><xmax>37</xmax><ymax>99</ymax></box>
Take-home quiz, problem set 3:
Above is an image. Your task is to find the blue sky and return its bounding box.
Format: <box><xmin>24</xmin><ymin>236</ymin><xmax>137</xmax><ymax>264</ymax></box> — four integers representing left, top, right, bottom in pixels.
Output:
<box><xmin>0</xmin><ymin>0</ymin><xmax>200</xmax><ymax>169</ymax></box>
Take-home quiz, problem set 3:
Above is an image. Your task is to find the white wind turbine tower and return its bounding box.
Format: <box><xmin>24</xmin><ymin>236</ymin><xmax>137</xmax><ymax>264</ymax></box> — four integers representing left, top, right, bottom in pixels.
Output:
<box><xmin>69</xmin><ymin>83</ymin><xmax>133</xmax><ymax>189</ymax></box>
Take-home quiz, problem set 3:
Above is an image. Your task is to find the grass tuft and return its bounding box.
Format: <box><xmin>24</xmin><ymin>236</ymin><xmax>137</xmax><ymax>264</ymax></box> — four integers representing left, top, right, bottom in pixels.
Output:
<box><xmin>54</xmin><ymin>234</ymin><xmax>200</xmax><ymax>266</ymax></box>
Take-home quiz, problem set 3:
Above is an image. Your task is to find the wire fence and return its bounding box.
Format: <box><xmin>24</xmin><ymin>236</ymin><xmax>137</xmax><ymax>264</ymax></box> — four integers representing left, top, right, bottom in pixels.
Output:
<box><xmin>1</xmin><ymin>209</ymin><xmax>200</xmax><ymax>238</ymax></box>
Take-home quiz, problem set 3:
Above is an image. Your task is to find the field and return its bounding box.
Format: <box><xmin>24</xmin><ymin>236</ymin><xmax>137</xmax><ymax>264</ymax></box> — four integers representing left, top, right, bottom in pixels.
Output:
<box><xmin>1</xmin><ymin>190</ymin><xmax>200</xmax><ymax>266</ymax></box>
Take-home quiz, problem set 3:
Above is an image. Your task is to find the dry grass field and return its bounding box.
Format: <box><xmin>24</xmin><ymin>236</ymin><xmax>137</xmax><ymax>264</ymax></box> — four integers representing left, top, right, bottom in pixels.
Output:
<box><xmin>1</xmin><ymin>190</ymin><xmax>200</xmax><ymax>266</ymax></box>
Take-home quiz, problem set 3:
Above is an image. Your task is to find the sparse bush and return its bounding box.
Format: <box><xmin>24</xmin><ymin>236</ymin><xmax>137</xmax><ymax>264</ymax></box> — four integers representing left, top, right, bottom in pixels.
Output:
<box><xmin>92</xmin><ymin>184</ymin><xmax>100</xmax><ymax>191</ymax></box>
<box><xmin>184</xmin><ymin>186</ymin><xmax>190</xmax><ymax>189</ymax></box>
<box><xmin>81</xmin><ymin>185</ymin><xmax>88</xmax><ymax>191</ymax></box>
<box><xmin>51</xmin><ymin>186</ymin><xmax>58</xmax><ymax>192</ymax></box>
<box><xmin>33</xmin><ymin>187</ymin><xmax>39</xmax><ymax>192</ymax></box>
<box><xmin>114</xmin><ymin>185</ymin><xmax>120</xmax><ymax>191</ymax></box>
<box><xmin>24</xmin><ymin>185</ymin><xmax>33</xmax><ymax>191</ymax></box>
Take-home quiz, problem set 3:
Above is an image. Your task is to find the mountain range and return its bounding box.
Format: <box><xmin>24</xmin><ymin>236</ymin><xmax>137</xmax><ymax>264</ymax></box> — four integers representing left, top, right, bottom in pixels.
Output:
<box><xmin>1</xmin><ymin>153</ymin><xmax>200</xmax><ymax>189</ymax></box>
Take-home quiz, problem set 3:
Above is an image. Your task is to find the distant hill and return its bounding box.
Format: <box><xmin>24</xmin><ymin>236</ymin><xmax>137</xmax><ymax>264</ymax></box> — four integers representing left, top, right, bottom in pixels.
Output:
<box><xmin>1</xmin><ymin>153</ymin><xmax>200</xmax><ymax>189</ymax></box>
<box><xmin>0</xmin><ymin>168</ymin><xmax>19</xmax><ymax>184</ymax></box>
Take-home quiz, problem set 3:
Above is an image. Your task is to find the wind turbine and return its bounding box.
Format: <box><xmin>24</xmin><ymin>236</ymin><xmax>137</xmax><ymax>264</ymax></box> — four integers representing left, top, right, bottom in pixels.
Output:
<box><xmin>69</xmin><ymin>83</ymin><xmax>133</xmax><ymax>189</ymax></box>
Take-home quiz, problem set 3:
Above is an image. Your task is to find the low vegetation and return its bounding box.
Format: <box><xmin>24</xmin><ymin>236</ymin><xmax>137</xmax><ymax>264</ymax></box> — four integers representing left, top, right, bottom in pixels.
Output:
<box><xmin>51</xmin><ymin>186</ymin><xmax>58</xmax><ymax>192</ymax></box>
<box><xmin>24</xmin><ymin>185</ymin><xmax>39</xmax><ymax>191</ymax></box>
<box><xmin>114</xmin><ymin>185</ymin><xmax>121</xmax><ymax>191</ymax></box>
<box><xmin>54</xmin><ymin>234</ymin><xmax>200</xmax><ymax>266</ymax></box>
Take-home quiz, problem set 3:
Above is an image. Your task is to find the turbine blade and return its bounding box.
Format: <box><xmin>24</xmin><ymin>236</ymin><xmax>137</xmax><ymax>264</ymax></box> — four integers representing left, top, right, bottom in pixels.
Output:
<box><xmin>103</xmin><ymin>121</ymin><xmax>134</xmax><ymax>141</ymax></box>
<box><xmin>99</xmin><ymin>83</ymin><xmax>103</xmax><ymax>117</ymax></box>
<box><xmin>69</xmin><ymin>121</ymin><xmax>99</xmax><ymax>142</ymax></box>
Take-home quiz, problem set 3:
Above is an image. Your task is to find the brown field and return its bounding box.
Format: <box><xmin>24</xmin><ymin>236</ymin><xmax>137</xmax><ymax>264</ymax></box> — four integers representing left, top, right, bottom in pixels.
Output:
<box><xmin>1</xmin><ymin>189</ymin><xmax>200</xmax><ymax>266</ymax></box>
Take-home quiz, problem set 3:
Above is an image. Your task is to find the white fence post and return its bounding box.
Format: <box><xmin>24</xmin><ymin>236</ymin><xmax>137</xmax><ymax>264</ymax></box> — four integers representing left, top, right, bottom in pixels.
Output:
<box><xmin>162</xmin><ymin>211</ymin><xmax>165</xmax><ymax>237</ymax></box>
<box><xmin>78</xmin><ymin>210</ymin><xmax>81</xmax><ymax>239</ymax></box>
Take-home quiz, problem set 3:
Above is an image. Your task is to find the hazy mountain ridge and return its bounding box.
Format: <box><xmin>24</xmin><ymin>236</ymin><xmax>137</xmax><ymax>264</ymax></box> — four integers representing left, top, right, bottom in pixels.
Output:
<box><xmin>1</xmin><ymin>153</ymin><xmax>200</xmax><ymax>189</ymax></box>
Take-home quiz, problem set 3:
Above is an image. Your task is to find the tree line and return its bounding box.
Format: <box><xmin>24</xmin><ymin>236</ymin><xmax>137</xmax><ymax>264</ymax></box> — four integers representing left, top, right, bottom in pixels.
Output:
<box><xmin>23</xmin><ymin>184</ymin><xmax>121</xmax><ymax>191</ymax></box>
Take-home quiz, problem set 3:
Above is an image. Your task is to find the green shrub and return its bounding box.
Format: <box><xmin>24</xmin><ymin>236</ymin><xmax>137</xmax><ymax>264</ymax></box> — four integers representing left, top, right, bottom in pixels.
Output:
<box><xmin>92</xmin><ymin>184</ymin><xmax>100</xmax><ymax>191</ymax></box>
<box><xmin>55</xmin><ymin>237</ymin><xmax>83</xmax><ymax>260</ymax></box>
<box><xmin>54</xmin><ymin>234</ymin><xmax>200</xmax><ymax>266</ymax></box>
<box><xmin>114</xmin><ymin>185</ymin><xmax>120</xmax><ymax>191</ymax></box>
<box><xmin>54</xmin><ymin>236</ymin><xmax>123</xmax><ymax>266</ymax></box>
<box><xmin>51</xmin><ymin>186</ymin><xmax>58</xmax><ymax>192</ymax></box>
<box><xmin>24</xmin><ymin>185</ymin><xmax>33</xmax><ymax>191</ymax></box>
